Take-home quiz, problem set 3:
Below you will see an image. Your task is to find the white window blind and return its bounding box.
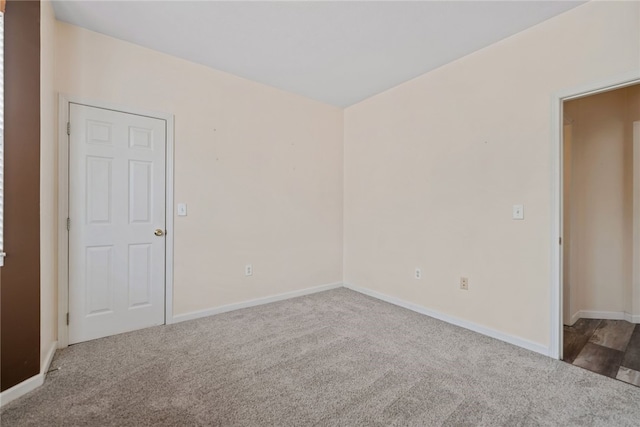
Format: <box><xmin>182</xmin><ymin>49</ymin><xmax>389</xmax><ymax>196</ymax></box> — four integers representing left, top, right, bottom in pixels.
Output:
<box><xmin>0</xmin><ymin>11</ymin><xmax>5</xmax><ymax>267</ymax></box>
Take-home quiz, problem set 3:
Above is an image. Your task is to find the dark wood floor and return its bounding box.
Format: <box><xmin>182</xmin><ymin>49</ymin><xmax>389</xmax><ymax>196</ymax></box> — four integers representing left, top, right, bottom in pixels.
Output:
<box><xmin>563</xmin><ymin>319</ymin><xmax>640</xmax><ymax>387</ymax></box>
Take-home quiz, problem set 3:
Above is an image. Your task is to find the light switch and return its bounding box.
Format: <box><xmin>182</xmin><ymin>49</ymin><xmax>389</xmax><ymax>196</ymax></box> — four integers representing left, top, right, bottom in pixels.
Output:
<box><xmin>512</xmin><ymin>204</ymin><xmax>524</xmax><ymax>220</ymax></box>
<box><xmin>177</xmin><ymin>203</ymin><xmax>187</xmax><ymax>216</ymax></box>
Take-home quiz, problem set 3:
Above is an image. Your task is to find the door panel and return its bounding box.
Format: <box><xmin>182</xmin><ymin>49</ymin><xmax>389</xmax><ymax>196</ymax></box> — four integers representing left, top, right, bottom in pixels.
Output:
<box><xmin>69</xmin><ymin>103</ymin><xmax>166</xmax><ymax>344</ymax></box>
<box><xmin>86</xmin><ymin>156</ymin><xmax>112</xmax><ymax>224</ymax></box>
<box><xmin>128</xmin><ymin>243</ymin><xmax>152</xmax><ymax>308</ymax></box>
<box><xmin>129</xmin><ymin>160</ymin><xmax>152</xmax><ymax>223</ymax></box>
<box><xmin>86</xmin><ymin>246</ymin><xmax>114</xmax><ymax>315</ymax></box>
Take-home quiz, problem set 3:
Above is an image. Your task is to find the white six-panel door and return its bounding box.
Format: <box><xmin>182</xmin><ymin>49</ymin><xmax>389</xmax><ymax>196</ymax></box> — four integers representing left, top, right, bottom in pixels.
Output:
<box><xmin>68</xmin><ymin>103</ymin><xmax>167</xmax><ymax>344</ymax></box>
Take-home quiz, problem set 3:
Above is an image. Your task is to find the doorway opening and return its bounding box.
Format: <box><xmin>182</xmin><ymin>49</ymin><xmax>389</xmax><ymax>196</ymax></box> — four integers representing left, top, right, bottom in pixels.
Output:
<box><xmin>560</xmin><ymin>83</ymin><xmax>640</xmax><ymax>387</ymax></box>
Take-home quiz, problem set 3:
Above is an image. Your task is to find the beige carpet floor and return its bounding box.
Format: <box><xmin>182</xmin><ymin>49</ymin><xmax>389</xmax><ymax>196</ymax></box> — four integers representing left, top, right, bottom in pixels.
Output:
<box><xmin>2</xmin><ymin>288</ymin><xmax>640</xmax><ymax>426</ymax></box>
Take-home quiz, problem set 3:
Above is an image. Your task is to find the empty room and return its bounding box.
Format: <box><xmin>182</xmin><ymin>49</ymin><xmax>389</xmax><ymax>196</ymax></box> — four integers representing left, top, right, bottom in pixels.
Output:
<box><xmin>1</xmin><ymin>0</ymin><xmax>640</xmax><ymax>425</ymax></box>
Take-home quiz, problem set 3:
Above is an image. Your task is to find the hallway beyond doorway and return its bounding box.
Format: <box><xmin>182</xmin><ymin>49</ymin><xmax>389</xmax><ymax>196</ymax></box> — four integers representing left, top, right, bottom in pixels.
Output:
<box><xmin>563</xmin><ymin>319</ymin><xmax>640</xmax><ymax>387</ymax></box>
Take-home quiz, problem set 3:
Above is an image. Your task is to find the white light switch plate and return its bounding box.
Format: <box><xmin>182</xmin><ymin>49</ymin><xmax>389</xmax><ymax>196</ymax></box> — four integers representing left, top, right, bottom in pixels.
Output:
<box><xmin>177</xmin><ymin>203</ymin><xmax>187</xmax><ymax>216</ymax></box>
<box><xmin>512</xmin><ymin>204</ymin><xmax>524</xmax><ymax>220</ymax></box>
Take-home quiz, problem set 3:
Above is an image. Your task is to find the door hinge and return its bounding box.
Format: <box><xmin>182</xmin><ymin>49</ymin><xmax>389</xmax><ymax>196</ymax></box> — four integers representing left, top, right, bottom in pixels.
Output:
<box><xmin>66</xmin><ymin>217</ymin><xmax>71</xmax><ymax>231</ymax></box>
<box><xmin>559</xmin><ymin>237</ymin><xmax>562</xmax><ymax>245</ymax></box>
<box><xmin>66</xmin><ymin>313</ymin><xmax>69</xmax><ymax>325</ymax></box>
<box><xmin>67</xmin><ymin>122</ymin><xmax>70</xmax><ymax>136</ymax></box>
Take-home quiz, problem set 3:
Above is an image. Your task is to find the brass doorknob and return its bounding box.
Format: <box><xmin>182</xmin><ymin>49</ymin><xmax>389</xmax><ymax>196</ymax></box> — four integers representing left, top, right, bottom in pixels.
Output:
<box><xmin>154</xmin><ymin>229</ymin><xmax>165</xmax><ymax>237</ymax></box>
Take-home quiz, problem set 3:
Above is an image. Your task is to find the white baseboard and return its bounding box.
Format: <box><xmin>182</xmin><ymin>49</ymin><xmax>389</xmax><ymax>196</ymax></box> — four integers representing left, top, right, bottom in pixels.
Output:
<box><xmin>568</xmin><ymin>311</ymin><xmax>582</xmax><ymax>326</ymax></box>
<box><xmin>627</xmin><ymin>313</ymin><xmax>640</xmax><ymax>323</ymax></box>
<box><xmin>573</xmin><ymin>310</ymin><xmax>640</xmax><ymax>324</ymax></box>
<box><xmin>42</xmin><ymin>340</ymin><xmax>57</xmax><ymax>377</ymax></box>
<box><xmin>343</xmin><ymin>283</ymin><xmax>549</xmax><ymax>357</ymax></box>
<box><xmin>171</xmin><ymin>282</ymin><xmax>343</xmax><ymax>324</ymax></box>
<box><xmin>0</xmin><ymin>340</ymin><xmax>57</xmax><ymax>408</ymax></box>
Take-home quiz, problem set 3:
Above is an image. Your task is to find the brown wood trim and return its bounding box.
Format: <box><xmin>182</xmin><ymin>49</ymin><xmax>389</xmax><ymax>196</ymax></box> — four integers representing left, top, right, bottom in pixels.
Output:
<box><xmin>0</xmin><ymin>0</ymin><xmax>41</xmax><ymax>392</ymax></box>
<box><xmin>0</xmin><ymin>1</ymin><xmax>5</xmax><ymax>14</ymax></box>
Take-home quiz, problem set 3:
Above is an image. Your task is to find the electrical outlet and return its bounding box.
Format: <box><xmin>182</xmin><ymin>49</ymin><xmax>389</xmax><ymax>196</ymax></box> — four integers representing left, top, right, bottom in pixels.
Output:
<box><xmin>460</xmin><ymin>277</ymin><xmax>469</xmax><ymax>290</ymax></box>
<box><xmin>415</xmin><ymin>268</ymin><xmax>422</xmax><ymax>279</ymax></box>
<box><xmin>245</xmin><ymin>264</ymin><xmax>253</xmax><ymax>276</ymax></box>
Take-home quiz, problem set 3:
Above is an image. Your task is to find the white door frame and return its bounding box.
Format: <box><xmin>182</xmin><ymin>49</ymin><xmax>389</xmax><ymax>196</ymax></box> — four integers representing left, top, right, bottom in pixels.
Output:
<box><xmin>549</xmin><ymin>70</ymin><xmax>640</xmax><ymax>360</ymax></box>
<box><xmin>58</xmin><ymin>95</ymin><xmax>175</xmax><ymax>348</ymax></box>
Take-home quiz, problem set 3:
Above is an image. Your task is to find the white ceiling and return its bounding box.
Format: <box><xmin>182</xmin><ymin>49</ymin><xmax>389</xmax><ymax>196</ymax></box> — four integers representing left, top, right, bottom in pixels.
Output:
<box><xmin>52</xmin><ymin>1</ymin><xmax>584</xmax><ymax>107</ymax></box>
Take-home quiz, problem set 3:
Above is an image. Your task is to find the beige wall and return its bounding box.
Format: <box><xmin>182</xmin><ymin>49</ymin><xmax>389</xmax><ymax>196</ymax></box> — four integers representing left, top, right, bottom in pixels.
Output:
<box><xmin>632</xmin><ymin>89</ymin><xmax>640</xmax><ymax>319</ymax></box>
<box><xmin>562</xmin><ymin>124</ymin><xmax>573</xmax><ymax>324</ymax></box>
<box><xmin>55</xmin><ymin>23</ymin><xmax>344</xmax><ymax>317</ymax></box>
<box><xmin>564</xmin><ymin>85</ymin><xmax>640</xmax><ymax>321</ymax></box>
<box><xmin>622</xmin><ymin>86</ymin><xmax>639</xmax><ymax>318</ymax></box>
<box><xmin>343</xmin><ymin>1</ymin><xmax>640</xmax><ymax>348</ymax></box>
<box><xmin>48</xmin><ymin>1</ymin><xmax>639</xmax><ymax>353</ymax></box>
<box><xmin>40</xmin><ymin>0</ymin><xmax>57</xmax><ymax>366</ymax></box>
